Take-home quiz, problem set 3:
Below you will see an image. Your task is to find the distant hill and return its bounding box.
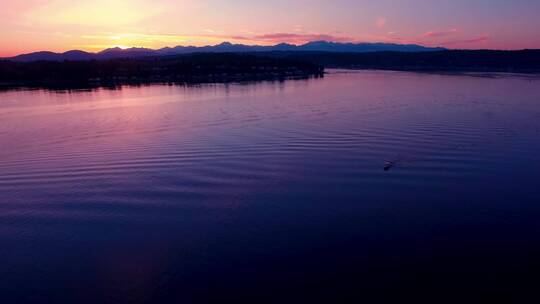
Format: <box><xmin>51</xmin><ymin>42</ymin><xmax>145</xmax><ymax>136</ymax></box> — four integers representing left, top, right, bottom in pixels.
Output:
<box><xmin>5</xmin><ymin>41</ymin><xmax>446</xmax><ymax>62</ymax></box>
<box><xmin>263</xmin><ymin>50</ymin><xmax>540</xmax><ymax>73</ymax></box>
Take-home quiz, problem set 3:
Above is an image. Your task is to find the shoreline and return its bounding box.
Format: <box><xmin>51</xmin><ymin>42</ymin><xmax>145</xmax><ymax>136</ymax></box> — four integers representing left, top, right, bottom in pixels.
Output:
<box><xmin>0</xmin><ymin>73</ymin><xmax>322</xmax><ymax>91</ymax></box>
<box><xmin>0</xmin><ymin>53</ymin><xmax>324</xmax><ymax>91</ymax></box>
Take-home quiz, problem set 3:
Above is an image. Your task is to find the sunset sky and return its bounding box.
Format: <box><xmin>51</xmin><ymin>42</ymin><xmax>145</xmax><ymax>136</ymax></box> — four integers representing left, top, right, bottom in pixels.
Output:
<box><xmin>1</xmin><ymin>0</ymin><xmax>540</xmax><ymax>56</ymax></box>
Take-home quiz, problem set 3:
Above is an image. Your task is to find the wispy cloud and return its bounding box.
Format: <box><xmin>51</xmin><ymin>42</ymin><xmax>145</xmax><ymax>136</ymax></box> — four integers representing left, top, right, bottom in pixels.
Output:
<box><xmin>443</xmin><ymin>35</ymin><xmax>490</xmax><ymax>46</ymax></box>
<box><xmin>231</xmin><ymin>32</ymin><xmax>355</xmax><ymax>45</ymax></box>
<box><xmin>364</xmin><ymin>29</ymin><xmax>491</xmax><ymax>49</ymax></box>
<box><xmin>424</xmin><ymin>29</ymin><xmax>458</xmax><ymax>38</ymax></box>
<box><xmin>77</xmin><ymin>32</ymin><xmax>229</xmax><ymax>50</ymax></box>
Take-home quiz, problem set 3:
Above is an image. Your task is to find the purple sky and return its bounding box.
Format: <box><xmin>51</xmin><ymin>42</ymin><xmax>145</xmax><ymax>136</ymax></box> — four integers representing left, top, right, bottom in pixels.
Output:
<box><xmin>1</xmin><ymin>0</ymin><xmax>539</xmax><ymax>56</ymax></box>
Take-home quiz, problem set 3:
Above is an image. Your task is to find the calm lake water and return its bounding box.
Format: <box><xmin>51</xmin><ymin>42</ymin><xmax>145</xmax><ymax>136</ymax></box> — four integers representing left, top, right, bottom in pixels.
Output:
<box><xmin>1</xmin><ymin>70</ymin><xmax>540</xmax><ymax>303</ymax></box>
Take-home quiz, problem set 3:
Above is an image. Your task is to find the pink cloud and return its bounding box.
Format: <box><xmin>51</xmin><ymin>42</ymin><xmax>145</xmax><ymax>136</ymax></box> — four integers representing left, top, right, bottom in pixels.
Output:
<box><xmin>424</xmin><ymin>29</ymin><xmax>458</xmax><ymax>38</ymax></box>
<box><xmin>461</xmin><ymin>35</ymin><xmax>490</xmax><ymax>44</ymax></box>
<box><xmin>442</xmin><ymin>35</ymin><xmax>490</xmax><ymax>46</ymax></box>
<box><xmin>231</xmin><ymin>32</ymin><xmax>355</xmax><ymax>45</ymax></box>
<box><xmin>229</xmin><ymin>35</ymin><xmax>251</xmax><ymax>40</ymax></box>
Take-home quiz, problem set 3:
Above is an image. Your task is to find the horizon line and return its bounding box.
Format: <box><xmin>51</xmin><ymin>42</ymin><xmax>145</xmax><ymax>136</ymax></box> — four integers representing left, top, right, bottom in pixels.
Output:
<box><xmin>3</xmin><ymin>40</ymin><xmax>539</xmax><ymax>59</ymax></box>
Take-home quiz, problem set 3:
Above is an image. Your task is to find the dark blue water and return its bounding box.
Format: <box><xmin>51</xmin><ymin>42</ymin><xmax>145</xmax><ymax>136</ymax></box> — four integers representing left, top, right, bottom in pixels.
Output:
<box><xmin>1</xmin><ymin>70</ymin><xmax>540</xmax><ymax>303</ymax></box>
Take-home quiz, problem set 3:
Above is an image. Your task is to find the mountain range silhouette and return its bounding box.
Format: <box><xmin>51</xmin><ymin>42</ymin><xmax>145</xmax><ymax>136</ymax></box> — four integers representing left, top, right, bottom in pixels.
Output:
<box><xmin>6</xmin><ymin>41</ymin><xmax>446</xmax><ymax>62</ymax></box>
